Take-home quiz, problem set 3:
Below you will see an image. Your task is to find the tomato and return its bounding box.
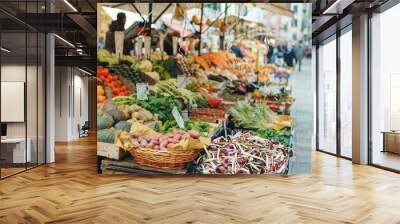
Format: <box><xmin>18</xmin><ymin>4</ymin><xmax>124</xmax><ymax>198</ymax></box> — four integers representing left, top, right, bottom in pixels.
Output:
<box><xmin>112</xmin><ymin>88</ymin><xmax>120</xmax><ymax>95</ymax></box>
<box><xmin>268</xmin><ymin>104</ymin><xmax>279</xmax><ymax>110</ymax></box>
<box><xmin>106</xmin><ymin>77</ymin><xmax>113</xmax><ymax>83</ymax></box>
<box><xmin>207</xmin><ymin>97</ymin><xmax>222</xmax><ymax>108</ymax></box>
<box><xmin>97</xmin><ymin>67</ymin><xmax>109</xmax><ymax>77</ymax></box>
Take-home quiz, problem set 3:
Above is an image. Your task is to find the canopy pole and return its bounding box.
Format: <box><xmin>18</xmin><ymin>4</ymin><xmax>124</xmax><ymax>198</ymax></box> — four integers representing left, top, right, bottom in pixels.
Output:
<box><xmin>198</xmin><ymin>3</ymin><xmax>204</xmax><ymax>56</ymax></box>
<box><xmin>234</xmin><ymin>4</ymin><xmax>241</xmax><ymax>36</ymax></box>
<box><xmin>131</xmin><ymin>4</ymin><xmax>145</xmax><ymax>22</ymax></box>
<box><xmin>148</xmin><ymin>2</ymin><xmax>153</xmax><ymax>47</ymax></box>
<box><xmin>148</xmin><ymin>2</ymin><xmax>153</xmax><ymax>30</ymax></box>
<box><xmin>221</xmin><ymin>3</ymin><xmax>228</xmax><ymax>50</ymax></box>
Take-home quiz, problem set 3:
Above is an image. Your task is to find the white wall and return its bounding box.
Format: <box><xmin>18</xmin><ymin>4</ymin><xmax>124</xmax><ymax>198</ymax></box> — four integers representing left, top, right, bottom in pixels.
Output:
<box><xmin>1</xmin><ymin>64</ymin><xmax>46</xmax><ymax>164</ymax></box>
<box><xmin>54</xmin><ymin>67</ymin><xmax>89</xmax><ymax>141</ymax></box>
<box><xmin>1</xmin><ymin>65</ymin><xmax>38</xmax><ymax>137</ymax></box>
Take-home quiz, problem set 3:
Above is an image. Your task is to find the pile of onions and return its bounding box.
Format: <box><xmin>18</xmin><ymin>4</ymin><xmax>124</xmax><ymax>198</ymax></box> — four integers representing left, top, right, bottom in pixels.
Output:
<box><xmin>195</xmin><ymin>132</ymin><xmax>291</xmax><ymax>174</ymax></box>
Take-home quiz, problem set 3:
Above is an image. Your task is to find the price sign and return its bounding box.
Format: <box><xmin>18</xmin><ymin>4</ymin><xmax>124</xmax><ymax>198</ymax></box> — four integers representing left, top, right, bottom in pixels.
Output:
<box><xmin>172</xmin><ymin>106</ymin><xmax>185</xmax><ymax>129</ymax></box>
<box><xmin>136</xmin><ymin>83</ymin><xmax>148</xmax><ymax>100</ymax></box>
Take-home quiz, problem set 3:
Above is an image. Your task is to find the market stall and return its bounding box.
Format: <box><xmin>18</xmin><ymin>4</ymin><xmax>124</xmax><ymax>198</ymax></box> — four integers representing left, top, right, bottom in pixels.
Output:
<box><xmin>97</xmin><ymin>3</ymin><xmax>297</xmax><ymax>175</ymax></box>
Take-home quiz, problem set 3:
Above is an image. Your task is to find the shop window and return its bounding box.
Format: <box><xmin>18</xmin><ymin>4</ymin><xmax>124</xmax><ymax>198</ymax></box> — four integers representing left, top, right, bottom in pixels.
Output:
<box><xmin>371</xmin><ymin>3</ymin><xmax>400</xmax><ymax>171</ymax></box>
<box><xmin>317</xmin><ymin>37</ymin><xmax>337</xmax><ymax>154</ymax></box>
<box><xmin>339</xmin><ymin>29</ymin><xmax>352</xmax><ymax>158</ymax></box>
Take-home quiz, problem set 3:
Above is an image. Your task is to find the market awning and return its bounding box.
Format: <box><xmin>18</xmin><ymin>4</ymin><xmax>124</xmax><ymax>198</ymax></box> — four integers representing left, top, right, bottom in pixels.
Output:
<box><xmin>100</xmin><ymin>3</ymin><xmax>203</xmax><ymax>21</ymax></box>
<box><xmin>254</xmin><ymin>3</ymin><xmax>293</xmax><ymax>17</ymax></box>
<box><xmin>162</xmin><ymin>17</ymin><xmax>194</xmax><ymax>37</ymax></box>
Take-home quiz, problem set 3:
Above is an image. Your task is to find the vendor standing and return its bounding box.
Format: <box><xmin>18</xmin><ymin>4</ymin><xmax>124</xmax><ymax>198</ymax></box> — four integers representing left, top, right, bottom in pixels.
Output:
<box><xmin>284</xmin><ymin>44</ymin><xmax>295</xmax><ymax>69</ymax></box>
<box><xmin>105</xmin><ymin>12</ymin><xmax>131</xmax><ymax>54</ymax></box>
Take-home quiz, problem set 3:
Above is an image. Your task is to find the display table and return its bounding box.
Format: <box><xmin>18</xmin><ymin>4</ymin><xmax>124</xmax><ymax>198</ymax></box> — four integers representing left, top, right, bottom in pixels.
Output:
<box><xmin>382</xmin><ymin>131</ymin><xmax>400</xmax><ymax>154</ymax></box>
<box><xmin>100</xmin><ymin>156</ymin><xmax>187</xmax><ymax>175</ymax></box>
<box><xmin>1</xmin><ymin>138</ymin><xmax>32</xmax><ymax>164</ymax></box>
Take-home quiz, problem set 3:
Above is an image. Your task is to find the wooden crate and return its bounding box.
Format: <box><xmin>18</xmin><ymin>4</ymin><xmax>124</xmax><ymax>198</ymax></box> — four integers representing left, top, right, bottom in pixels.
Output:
<box><xmin>101</xmin><ymin>157</ymin><xmax>187</xmax><ymax>175</ymax></box>
<box><xmin>97</xmin><ymin>142</ymin><xmax>128</xmax><ymax>160</ymax></box>
<box><xmin>189</xmin><ymin>108</ymin><xmax>226</xmax><ymax>123</ymax></box>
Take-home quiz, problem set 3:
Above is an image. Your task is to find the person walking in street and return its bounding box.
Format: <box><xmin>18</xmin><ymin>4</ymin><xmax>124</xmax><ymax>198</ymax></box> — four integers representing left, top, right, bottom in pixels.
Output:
<box><xmin>294</xmin><ymin>43</ymin><xmax>304</xmax><ymax>72</ymax></box>
<box><xmin>283</xmin><ymin>44</ymin><xmax>295</xmax><ymax>69</ymax></box>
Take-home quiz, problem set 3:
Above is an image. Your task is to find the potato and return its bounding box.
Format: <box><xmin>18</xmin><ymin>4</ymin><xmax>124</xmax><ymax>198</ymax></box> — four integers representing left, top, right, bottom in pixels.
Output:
<box><xmin>188</xmin><ymin>130</ymin><xmax>200</xmax><ymax>139</ymax></box>
<box><xmin>131</xmin><ymin>139</ymin><xmax>139</xmax><ymax>146</ymax></box>
<box><xmin>168</xmin><ymin>139</ymin><xmax>179</xmax><ymax>144</ymax></box>
<box><xmin>159</xmin><ymin>136</ymin><xmax>168</xmax><ymax>143</ymax></box>
<box><xmin>140</xmin><ymin>139</ymin><xmax>148</xmax><ymax>147</ymax></box>
<box><xmin>132</xmin><ymin>112</ymin><xmax>141</xmax><ymax>119</ymax></box>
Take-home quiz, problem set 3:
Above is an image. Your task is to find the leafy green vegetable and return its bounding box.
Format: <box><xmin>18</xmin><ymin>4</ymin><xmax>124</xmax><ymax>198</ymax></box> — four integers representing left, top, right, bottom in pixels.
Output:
<box><xmin>134</xmin><ymin>60</ymin><xmax>152</xmax><ymax>72</ymax></box>
<box><xmin>113</xmin><ymin>92</ymin><xmax>179</xmax><ymax>123</ymax></box>
<box><xmin>162</xmin><ymin>58</ymin><xmax>182</xmax><ymax>77</ymax></box>
<box><xmin>155</xmin><ymin>120</ymin><xmax>212</xmax><ymax>137</ymax></box>
<box><xmin>157</xmin><ymin>80</ymin><xmax>207</xmax><ymax>108</ymax></box>
<box><xmin>256</xmin><ymin>128</ymin><xmax>292</xmax><ymax>147</ymax></box>
<box><xmin>186</xmin><ymin>121</ymin><xmax>212</xmax><ymax>137</ymax></box>
<box><xmin>228</xmin><ymin>102</ymin><xmax>277</xmax><ymax>129</ymax></box>
<box><xmin>97</xmin><ymin>49</ymin><xmax>118</xmax><ymax>65</ymax></box>
<box><xmin>153</xmin><ymin>60</ymin><xmax>172</xmax><ymax>80</ymax></box>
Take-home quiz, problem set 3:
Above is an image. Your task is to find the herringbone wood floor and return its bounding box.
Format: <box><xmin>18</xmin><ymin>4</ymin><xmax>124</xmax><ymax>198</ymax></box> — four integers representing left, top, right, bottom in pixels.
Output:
<box><xmin>1</xmin><ymin>135</ymin><xmax>400</xmax><ymax>224</ymax></box>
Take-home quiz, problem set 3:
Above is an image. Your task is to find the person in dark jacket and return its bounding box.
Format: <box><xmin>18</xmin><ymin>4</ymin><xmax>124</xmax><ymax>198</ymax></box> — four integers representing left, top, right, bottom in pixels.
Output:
<box><xmin>283</xmin><ymin>44</ymin><xmax>295</xmax><ymax>68</ymax></box>
<box><xmin>163</xmin><ymin>31</ymin><xmax>182</xmax><ymax>55</ymax></box>
<box><xmin>105</xmin><ymin>12</ymin><xmax>127</xmax><ymax>53</ymax></box>
<box><xmin>294</xmin><ymin>44</ymin><xmax>304</xmax><ymax>72</ymax></box>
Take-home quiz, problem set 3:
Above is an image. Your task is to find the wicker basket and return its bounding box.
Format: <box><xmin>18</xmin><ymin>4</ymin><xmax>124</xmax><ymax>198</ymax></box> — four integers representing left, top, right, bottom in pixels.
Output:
<box><xmin>123</xmin><ymin>135</ymin><xmax>208</xmax><ymax>170</ymax></box>
<box><xmin>127</xmin><ymin>145</ymin><xmax>203</xmax><ymax>169</ymax></box>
